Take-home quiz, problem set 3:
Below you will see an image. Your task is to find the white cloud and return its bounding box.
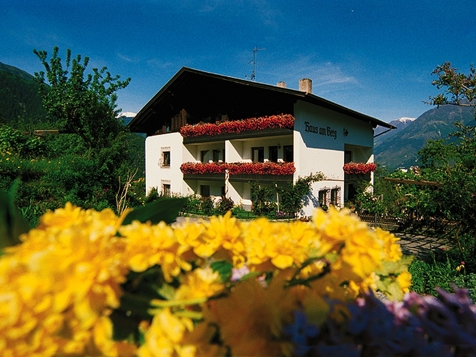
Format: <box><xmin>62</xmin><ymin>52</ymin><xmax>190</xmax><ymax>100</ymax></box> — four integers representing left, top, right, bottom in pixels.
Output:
<box><xmin>118</xmin><ymin>111</ymin><xmax>137</xmax><ymax>117</ymax></box>
<box><xmin>266</xmin><ymin>56</ymin><xmax>358</xmax><ymax>91</ymax></box>
<box><xmin>117</xmin><ymin>53</ymin><xmax>139</xmax><ymax>63</ymax></box>
<box><xmin>146</xmin><ymin>58</ymin><xmax>175</xmax><ymax>69</ymax></box>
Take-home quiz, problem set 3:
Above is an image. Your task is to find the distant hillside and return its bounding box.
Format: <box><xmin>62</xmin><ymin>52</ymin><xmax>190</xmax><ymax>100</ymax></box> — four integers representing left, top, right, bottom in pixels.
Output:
<box><xmin>0</xmin><ymin>62</ymin><xmax>45</xmax><ymax>125</ymax></box>
<box><xmin>374</xmin><ymin>105</ymin><xmax>475</xmax><ymax>169</ymax></box>
<box><xmin>374</xmin><ymin>117</ymin><xmax>415</xmax><ymax>139</ymax></box>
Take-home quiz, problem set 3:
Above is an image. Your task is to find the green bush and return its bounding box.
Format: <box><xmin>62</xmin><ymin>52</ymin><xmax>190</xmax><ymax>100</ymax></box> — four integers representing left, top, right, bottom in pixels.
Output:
<box><xmin>199</xmin><ymin>196</ymin><xmax>214</xmax><ymax>216</ymax></box>
<box><xmin>408</xmin><ymin>242</ymin><xmax>476</xmax><ymax>298</ymax></box>
<box><xmin>216</xmin><ymin>196</ymin><xmax>234</xmax><ymax>215</ymax></box>
<box><xmin>250</xmin><ymin>182</ymin><xmax>277</xmax><ymax>216</ymax></box>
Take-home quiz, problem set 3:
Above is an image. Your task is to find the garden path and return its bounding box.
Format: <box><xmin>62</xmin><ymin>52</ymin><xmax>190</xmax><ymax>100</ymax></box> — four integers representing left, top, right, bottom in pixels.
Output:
<box><xmin>394</xmin><ymin>232</ymin><xmax>450</xmax><ymax>260</ymax></box>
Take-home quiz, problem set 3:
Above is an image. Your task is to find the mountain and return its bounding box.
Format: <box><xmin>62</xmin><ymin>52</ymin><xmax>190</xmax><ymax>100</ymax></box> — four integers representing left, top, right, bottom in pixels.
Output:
<box><xmin>118</xmin><ymin>112</ymin><xmax>136</xmax><ymax>126</ymax></box>
<box><xmin>0</xmin><ymin>62</ymin><xmax>46</xmax><ymax>125</ymax></box>
<box><xmin>374</xmin><ymin>117</ymin><xmax>416</xmax><ymax>138</ymax></box>
<box><xmin>374</xmin><ymin>105</ymin><xmax>475</xmax><ymax>169</ymax></box>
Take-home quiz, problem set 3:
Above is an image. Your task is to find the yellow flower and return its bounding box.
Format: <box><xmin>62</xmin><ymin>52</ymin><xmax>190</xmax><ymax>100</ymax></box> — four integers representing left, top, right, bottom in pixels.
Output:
<box><xmin>205</xmin><ymin>211</ymin><xmax>245</xmax><ymax>264</ymax></box>
<box><xmin>0</xmin><ymin>201</ymin><xmax>412</xmax><ymax>356</ymax></box>
<box><xmin>375</xmin><ymin>228</ymin><xmax>402</xmax><ymax>262</ymax></box>
<box><xmin>204</xmin><ymin>271</ymin><xmax>296</xmax><ymax>357</ymax></box>
<box><xmin>181</xmin><ymin>211</ymin><xmax>244</xmax><ymax>263</ymax></box>
<box><xmin>121</xmin><ymin>220</ymin><xmax>191</xmax><ymax>281</ymax></box>
<box><xmin>137</xmin><ymin>308</ymin><xmax>196</xmax><ymax>357</ymax></box>
<box><xmin>396</xmin><ymin>271</ymin><xmax>412</xmax><ymax>293</ymax></box>
<box><xmin>242</xmin><ymin>219</ymin><xmax>310</xmax><ymax>270</ymax></box>
<box><xmin>174</xmin><ymin>267</ymin><xmax>224</xmax><ymax>301</ymax></box>
<box><xmin>0</xmin><ymin>204</ymin><xmax>134</xmax><ymax>356</ymax></box>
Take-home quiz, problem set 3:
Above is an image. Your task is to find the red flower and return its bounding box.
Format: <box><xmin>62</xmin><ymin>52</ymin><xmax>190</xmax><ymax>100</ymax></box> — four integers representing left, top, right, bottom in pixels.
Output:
<box><xmin>180</xmin><ymin>114</ymin><xmax>295</xmax><ymax>138</ymax></box>
<box><xmin>180</xmin><ymin>161</ymin><xmax>295</xmax><ymax>175</ymax></box>
<box><xmin>343</xmin><ymin>162</ymin><xmax>376</xmax><ymax>175</ymax></box>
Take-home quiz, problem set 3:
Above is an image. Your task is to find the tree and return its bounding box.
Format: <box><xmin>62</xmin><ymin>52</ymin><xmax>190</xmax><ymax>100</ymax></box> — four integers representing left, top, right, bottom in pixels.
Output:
<box><xmin>429</xmin><ymin>62</ymin><xmax>476</xmax><ymax>108</ymax></box>
<box><xmin>391</xmin><ymin>63</ymin><xmax>476</xmax><ymax>235</ymax></box>
<box><xmin>33</xmin><ymin>47</ymin><xmax>131</xmax><ymax>150</ymax></box>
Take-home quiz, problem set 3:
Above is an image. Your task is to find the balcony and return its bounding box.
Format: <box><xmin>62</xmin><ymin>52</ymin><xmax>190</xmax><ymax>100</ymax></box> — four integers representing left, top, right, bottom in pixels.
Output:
<box><xmin>181</xmin><ymin>114</ymin><xmax>294</xmax><ymax>144</ymax></box>
<box><xmin>343</xmin><ymin>162</ymin><xmax>375</xmax><ymax>181</ymax></box>
<box><xmin>181</xmin><ymin>161</ymin><xmax>295</xmax><ymax>182</ymax></box>
<box><xmin>343</xmin><ymin>162</ymin><xmax>376</xmax><ymax>175</ymax></box>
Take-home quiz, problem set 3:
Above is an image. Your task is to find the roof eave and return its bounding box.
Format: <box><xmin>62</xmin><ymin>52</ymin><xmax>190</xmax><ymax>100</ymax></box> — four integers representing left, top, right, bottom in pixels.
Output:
<box><xmin>128</xmin><ymin>67</ymin><xmax>395</xmax><ymax>133</ymax></box>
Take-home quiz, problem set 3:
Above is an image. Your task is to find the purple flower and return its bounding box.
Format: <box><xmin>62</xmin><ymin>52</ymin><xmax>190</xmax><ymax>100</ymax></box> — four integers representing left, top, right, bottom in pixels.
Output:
<box><xmin>436</xmin><ymin>286</ymin><xmax>476</xmax><ymax>334</ymax></box>
<box><xmin>231</xmin><ymin>265</ymin><xmax>250</xmax><ymax>281</ymax></box>
<box><xmin>283</xmin><ymin>310</ymin><xmax>319</xmax><ymax>356</ymax></box>
<box><xmin>313</xmin><ymin>344</ymin><xmax>361</xmax><ymax>357</ymax></box>
<box><xmin>405</xmin><ymin>291</ymin><xmax>476</xmax><ymax>347</ymax></box>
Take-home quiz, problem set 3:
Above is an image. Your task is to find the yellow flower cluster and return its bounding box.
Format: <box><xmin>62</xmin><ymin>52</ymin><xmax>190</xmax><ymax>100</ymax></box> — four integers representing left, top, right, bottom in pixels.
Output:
<box><xmin>0</xmin><ymin>204</ymin><xmax>410</xmax><ymax>357</ymax></box>
<box><xmin>0</xmin><ymin>203</ymin><xmax>135</xmax><ymax>356</ymax></box>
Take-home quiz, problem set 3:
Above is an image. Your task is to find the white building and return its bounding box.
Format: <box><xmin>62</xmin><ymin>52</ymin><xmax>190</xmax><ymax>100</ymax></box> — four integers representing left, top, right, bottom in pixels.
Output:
<box><xmin>128</xmin><ymin>68</ymin><xmax>394</xmax><ymax>216</ymax></box>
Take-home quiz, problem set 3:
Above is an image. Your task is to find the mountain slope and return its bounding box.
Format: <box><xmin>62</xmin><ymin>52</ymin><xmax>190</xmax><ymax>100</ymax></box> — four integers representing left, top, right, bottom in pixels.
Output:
<box><xmin>374</xmin><ymin>105</ymin><xmax>475</xmax><ymax>169</ymax></box>
<box><xmin>0</xmin><ymin>62</ymin><xmax>45</xmax><ymax>125</ymax></box>
<box><xmin>374</xmin><ymin>117</ymin><xmax>415</xmax><ymax>139</ymax></box>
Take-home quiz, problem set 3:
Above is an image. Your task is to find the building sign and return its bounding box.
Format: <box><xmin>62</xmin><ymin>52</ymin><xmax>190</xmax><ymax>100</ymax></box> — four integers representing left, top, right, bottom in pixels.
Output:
<box><xmin>305</xmin><ymin>121</ymin><xmax>337</xmax><ymax>140</ymax></box>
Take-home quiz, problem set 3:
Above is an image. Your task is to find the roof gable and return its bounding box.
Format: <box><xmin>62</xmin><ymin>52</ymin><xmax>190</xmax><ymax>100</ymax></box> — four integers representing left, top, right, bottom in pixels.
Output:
<box><xmin>128</xmin><ymin>67</ymin><xmax>394</xmax><ymax>135</ymax></box>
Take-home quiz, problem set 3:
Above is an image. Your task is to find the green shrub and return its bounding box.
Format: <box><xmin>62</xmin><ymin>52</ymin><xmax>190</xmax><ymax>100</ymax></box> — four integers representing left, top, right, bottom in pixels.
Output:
<box><xmin>216</xmin><ymin>196</ymin><xmax>234</xmax><ymax>215</ymax></box>
<box><xmin>408</xmin><ymin>246</ymin><xmax>473</xmax><ymax>297</ymax></box>
<box><xmin>199</xmin><ymin>196</ymin><xmax>214</xmax><ymax>216</ymax></box>
<box><xmin>250</xmin><ymin>182</ymin><xmax>276</xmax><ymax>216</ymax></box>
<box><xmin>182</xmin><ymin>195</ymin><xmax>201</xmax><ymax>214</ymax></box>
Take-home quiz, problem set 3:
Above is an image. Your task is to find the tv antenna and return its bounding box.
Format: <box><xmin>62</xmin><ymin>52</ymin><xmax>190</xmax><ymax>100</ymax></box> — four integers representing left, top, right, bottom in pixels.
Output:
<box><xmin>248</xmin><ymin>47</ymin><xmax>265</xmax><ymax>81</ymax></box>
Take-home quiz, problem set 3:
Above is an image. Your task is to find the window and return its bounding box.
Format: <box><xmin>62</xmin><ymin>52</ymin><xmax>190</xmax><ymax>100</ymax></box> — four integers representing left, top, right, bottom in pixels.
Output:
<box><xmin>269</xmin><ymin>146</ymin><xmax>278</xmax><ymax>162</ymax></box>
<box><xmin>283</xmin><ymin>145</ymin><xmax>293</xmax><ymax>162</ymax></box>
<box><xmin>213</xmin><ymin>149</ymin><xmax>220</xmax><ymax>162</ymax></box>
<box><xmin>347</xmin><ymin>184</ymin><xmax>356</xmax><ymax>201</ymax></box>
<box><xmin>331</xmin><ymin>188</ymin><xmax>340</xmax><ymax>205</ymax></box>
<box><xmin>200</xmin><ymin>185</ymin><xmax>210</xmax><ymax>197</ymax></box>
<box><xmin>201</xmin><ymin>150</ymin><xmax>209</xmax><ymax>163</ymax></box>
<box><xmin>252</xmin><ymin>147</ymin><xmax>264</xmax><ymax>163</ymax></box>
<box><xmin>163</xmin><ymin>184</ymin><xmax>171</xmax><ymax>196</ymax></box>
<box><xmin>162</xmin><ymin>151</ymin><xmax>171</xmax><ymax>167</ymax></box>
<box><xmin>319</xmin><ymin>190</ymin><xmax>328</xmax><ymax>208</ymax></box>
<box><xmin>344</xmin><ymin>150</ymin><xmax>352</xmax><ymax>164</ymax></box>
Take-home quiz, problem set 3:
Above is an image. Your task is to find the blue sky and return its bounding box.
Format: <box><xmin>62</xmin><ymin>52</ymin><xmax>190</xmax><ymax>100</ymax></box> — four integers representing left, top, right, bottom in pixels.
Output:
<box><xmin>2</xmin><ymin>0</ymin><xmax>475</xmax><ymax>123</ymax></box>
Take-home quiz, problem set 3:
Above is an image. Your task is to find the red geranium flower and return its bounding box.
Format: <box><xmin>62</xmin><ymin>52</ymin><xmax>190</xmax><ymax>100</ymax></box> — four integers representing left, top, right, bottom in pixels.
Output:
<box><xmin>343</xmin><ymin>162</ymin><xmax>377</xmax><ymax>175</ymax></box>
<box><xmin>180</xmin><ymin>114</ymin><xmax>295</xmax><ymax>138</ymax></box>
<box><xmin>180</xmin><ymin>161</ymin><xmax>295</xmax><ymax>175</ymax></box>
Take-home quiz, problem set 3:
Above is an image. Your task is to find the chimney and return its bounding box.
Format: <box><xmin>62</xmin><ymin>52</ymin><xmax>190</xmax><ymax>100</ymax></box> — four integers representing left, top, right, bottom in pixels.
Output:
<box><xmin>299</xmin><ymin>78</ymin><xmax>312</xmax><ymax>94</ymax></box>
<box><xmin>277</xmin><ymin>81</ymin><xmax>286</xmax><ymax>88</ymax></box>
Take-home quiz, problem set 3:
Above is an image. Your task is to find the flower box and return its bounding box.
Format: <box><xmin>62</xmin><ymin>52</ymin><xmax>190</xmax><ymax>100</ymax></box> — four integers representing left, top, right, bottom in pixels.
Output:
<box><xmin>180</xmin><ymin>161</ymin><xmax>296</xmax><ymax>176</ymax></box>
<box><xmin>343</xmin><ymin>162</ymin><xmax>376</xmax><ymax>175</ymax></box>
<box><xmin>180</xmin><ymin>114</ymin><xmax>295</xmax><ymax>138</ymax></box>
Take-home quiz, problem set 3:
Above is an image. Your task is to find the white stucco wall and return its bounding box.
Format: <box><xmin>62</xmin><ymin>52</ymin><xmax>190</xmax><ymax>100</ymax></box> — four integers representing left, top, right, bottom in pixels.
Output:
<box><xmin>293</xmin><ymin>101</ymin><xmax>375</xmax><ymax>215</ymax></box>
<box><xmin>144</xmin><ymin>101</ymin><xmax>376</xmax><ymax>215</ymax></box>
<box><xmin>145</xmin><ymin>132</ymin><xmax>184</xmax><ymax>196</ymax></box>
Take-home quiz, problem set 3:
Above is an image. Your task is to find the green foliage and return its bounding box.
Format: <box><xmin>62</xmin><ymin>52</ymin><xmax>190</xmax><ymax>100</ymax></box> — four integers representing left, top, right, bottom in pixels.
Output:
<box><xmin>277</xmin><ymin>172</ymin><xmax>325</xmax><ymax>216</ymax></box>
<box><xmin>182</xmin><ymin>195</ymin><xmax>201</xmax><ymax>214</ymax></box>
<box><xmin>250</xmin><ymin>182</ymin><xmax>276</xmax><ymax>216</ymax></box>
<box><xmin>231</xmin><ymin>206</ymin><xmax>258</xmax><ymax>219</ymax></box>
<box><xmin>429</xmin><ymin>62</ymin><xmax>476</xmax><ymax>107</ymax></box>
<box><xmin>0</xmin><ymin>62</ymin><xmax>46</xmax><ymax>124</ymax></box>
<box><xmin>0</xmin><ymin>125</ymin><xmax>47</xmax><ymax>158</ymax></box>
<box><xmin>0</xmin><ymin>180</ymin><xmax>30</xmax><ymax>251</ymax></box>
<box><xmin>210</xmin><ymin>260</ymin><xmax>234</xmax><ymax>282</ymax></box>
<box><xmin>199</xmin><ymin>196</ymin><xmax>214</xmax><ymax>216</ymax></box>
<box><xmin>250</xmin><ymin>172</ymin><xmax>325</xmax><ymax>217</ymax></box>
<box><xmin>122</xmin><ymin>197</ymin><xmax>187</xmax><ymax>226</ymax></box>
<box><xmin>109</xmin><ymin>197</ymin><xmax>189</xmax><ymax>342</ymax></box>
<box><xmin>215</xmin><ymin>196</ymin><xmax>234</xmax><ymax>215</ymax></box>
<box><xmin>33</xmin><ymin>47</ymin><xmax>131</xmax><ymax>150</ymax></box>
<box><xmin>0</xmin><ymin>48</ymin><xmax>144</xmax><ymax>225</ymax></box>
<box><xmin>408</xmin><ymin>244</ymin><xmax>476</xmax><ymax>300</ymax></box>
